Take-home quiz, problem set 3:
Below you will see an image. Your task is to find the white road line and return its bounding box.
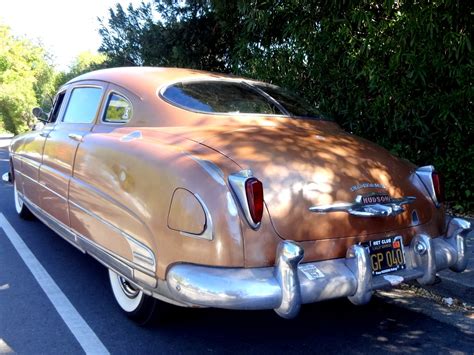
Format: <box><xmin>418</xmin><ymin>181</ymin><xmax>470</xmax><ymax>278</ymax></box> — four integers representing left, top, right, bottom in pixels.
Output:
<box><xmin>0</xmin><ymin>213</ymin><xmax>109</xmax><ymax>355</ymax></box>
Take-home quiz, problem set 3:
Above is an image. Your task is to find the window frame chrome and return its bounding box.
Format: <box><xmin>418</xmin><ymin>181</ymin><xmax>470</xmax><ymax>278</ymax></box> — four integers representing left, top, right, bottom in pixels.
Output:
<box><xmin>100</xmin><ymin>90</ymin><xmax>134</xmax><ymax>125</ymax></box>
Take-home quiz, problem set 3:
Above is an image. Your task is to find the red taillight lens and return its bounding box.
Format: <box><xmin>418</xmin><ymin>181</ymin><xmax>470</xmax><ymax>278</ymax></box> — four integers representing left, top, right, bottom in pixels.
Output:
<box><xmin>245</xmin><ymin>178</ymin><xmax>264</xmax><ymax>224</ymax></box>
<box><xmin>432</xmin><ymin>172</ymin><xmax>445</xmax><ymax>203</ymax></box>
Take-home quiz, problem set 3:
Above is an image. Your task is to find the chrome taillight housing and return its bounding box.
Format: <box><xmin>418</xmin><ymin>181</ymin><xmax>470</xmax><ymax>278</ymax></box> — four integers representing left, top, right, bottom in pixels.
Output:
<box><xmin>228</xmin><ymin>170</ymin><xmax>264</xmax><ymax>229</ymax></box>
<box><xmin>415</xmin><ymin>165</ymin><xmax>444</xmax><ymax>207</ymax></box>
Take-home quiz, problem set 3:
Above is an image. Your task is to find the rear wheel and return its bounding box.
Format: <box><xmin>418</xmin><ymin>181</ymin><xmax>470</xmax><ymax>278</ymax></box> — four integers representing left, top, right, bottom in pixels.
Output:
<box><xmin>108</xmin><ymin>269</ymin><xmax>159</xmax><ymax>325</ymax></box>
<box><xmin>13</xmin><ymin>178</ymin><xmax>33</xmax><ymax>219</ymax></box>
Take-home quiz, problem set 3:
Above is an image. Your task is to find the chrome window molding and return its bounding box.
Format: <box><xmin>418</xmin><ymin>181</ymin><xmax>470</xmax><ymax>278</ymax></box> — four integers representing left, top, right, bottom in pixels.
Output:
<box><xmin>60</xmin><ymin>85</ymin><xmax>104</xmax><ymax>124</ymax></box>
<box><xmin>157</xmin><ymin>79</ymin><xmax>288</xmax><ymax>118</ymax></box>
<box><xmin>100</xmin><ymin>90</ymin><xmax>134</xmax><ymax>125</ymax></box>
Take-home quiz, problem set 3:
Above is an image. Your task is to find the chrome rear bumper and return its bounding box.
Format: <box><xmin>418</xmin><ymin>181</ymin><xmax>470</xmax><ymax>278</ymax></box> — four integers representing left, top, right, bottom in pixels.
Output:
<box><xmin>166</xmin><ymin>217</ymin><xmax>471</xmax><ymax>319</ymax></box>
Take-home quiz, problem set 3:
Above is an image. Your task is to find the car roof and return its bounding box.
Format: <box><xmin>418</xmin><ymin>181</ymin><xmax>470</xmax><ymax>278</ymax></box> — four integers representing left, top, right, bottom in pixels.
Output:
<box><xmin>67</xmin><ymin>67</ymin><xmax>244</xmax><ymax>99</ymax></box>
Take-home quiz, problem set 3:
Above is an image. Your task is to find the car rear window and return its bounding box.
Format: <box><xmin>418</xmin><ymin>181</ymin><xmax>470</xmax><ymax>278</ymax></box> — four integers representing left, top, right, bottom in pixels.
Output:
<box><xmin>162</xmin><ymin>81</ymin><xmax>282</xmax><ymax>115</ymax></box>
<box><xmin>161</xmin><ymin>80</ymin><xmax>326</xmax><ymax>120</ymax></box>
<box><xmin>254</xmin><ymin>84</ymin><xmax>322</xmax><ymax>119</ymax></box>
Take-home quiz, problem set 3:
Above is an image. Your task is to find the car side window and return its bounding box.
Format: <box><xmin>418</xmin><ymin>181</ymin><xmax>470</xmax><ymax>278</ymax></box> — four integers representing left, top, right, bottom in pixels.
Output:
<box><xmin>103</xmin><ymin>93</ymin><xmax>132</xmax><ymax>123</ymax></box>
<box><xmin>49</xmin><ymin>91</ymin><xmax>66</xmax><ymax>123</ymax></box>
<box><xmin>63</xmin><ymin>87</ymin><xmax>103</xmax><ymax>124</ymax></box>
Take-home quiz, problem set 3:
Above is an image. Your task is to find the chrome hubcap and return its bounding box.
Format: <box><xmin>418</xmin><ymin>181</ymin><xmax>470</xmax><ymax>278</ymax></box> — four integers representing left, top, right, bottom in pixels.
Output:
<box><xmin>118</xmin><ymin>276</ymin><xmax>140</xmax><ymax>298</ymax></box>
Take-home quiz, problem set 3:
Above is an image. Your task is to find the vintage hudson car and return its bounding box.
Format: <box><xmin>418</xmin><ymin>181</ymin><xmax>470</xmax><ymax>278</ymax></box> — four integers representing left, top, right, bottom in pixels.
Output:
<box><xmin>3</xmin><ymin>67</ymin><xmax>471</xmax><ymax>324</ymax></box>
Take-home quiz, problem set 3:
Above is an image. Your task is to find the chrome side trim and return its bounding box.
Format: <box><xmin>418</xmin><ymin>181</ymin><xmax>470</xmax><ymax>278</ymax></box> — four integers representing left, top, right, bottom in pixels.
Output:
<box><xmin>17</xmin><ymin>169</ymin><xmax>156</xmax><ymax>273</ymax></box>
<box><xmin>68</xmin><ymin>199</ymin><xmax>156</xmax><ymax>272</ymax></box>
<box><xmin>228</xmin><ymin>170</ymin><xmax>261</xmax><ymax>229</ymax></box>
<box><xmin>309</xmin><ymin>196</ymin><xmax>416</xmax><ymax>217</ymax></box>
<box><xmin>69</xmin><ymin>177</ymin><xmax>150</xmax><ymax>237</ymax></box>
<box><xmin>21</xmin><ymin>155</ymin><xmax>41</xmax><ymax>171</ymax></box>
<box><xmin>22</xmin><ymin>194</ymin><xmax>84</xmax><ymax>252</ymax></box>
<box><xmin>21</xmin><ymin>195</ymin><xmax>157</xmax><ymax>289</ymax></box>
<box><xmin>184</xmin><ymin>153</ymin><xmax>226</xmax><ymax>186</ymax></box>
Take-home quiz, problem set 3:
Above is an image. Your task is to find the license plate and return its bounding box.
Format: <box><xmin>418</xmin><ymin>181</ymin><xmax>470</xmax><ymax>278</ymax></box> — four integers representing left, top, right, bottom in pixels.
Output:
<box><xmin>361</xmin><ymin>193</ymin><xmax>391</xmax><ymax>205</ymax></box>
<box><xmin>363</xmin><ymin>236</ymin><xmax>406</xmax><ymax>276</ymax></box>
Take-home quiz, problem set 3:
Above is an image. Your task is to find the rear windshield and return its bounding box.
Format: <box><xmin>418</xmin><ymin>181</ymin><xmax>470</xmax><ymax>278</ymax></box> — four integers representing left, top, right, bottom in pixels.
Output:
<box><xmin>161</xmin><ymin>80</ymin><xmax>325</xmax><ymax>120</ymax></box>
<box><xmin>254</xmin><ymin>84</ymin><xmax>321</xmax><ymax>119</ymax></box>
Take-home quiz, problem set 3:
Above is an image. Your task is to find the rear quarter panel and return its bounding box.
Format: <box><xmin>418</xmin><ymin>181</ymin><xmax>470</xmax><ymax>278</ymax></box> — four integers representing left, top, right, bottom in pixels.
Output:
<box><xmin>70</xmin><ymin>127</ymin><xmax>245</xmax><ymax>279</ymax></box>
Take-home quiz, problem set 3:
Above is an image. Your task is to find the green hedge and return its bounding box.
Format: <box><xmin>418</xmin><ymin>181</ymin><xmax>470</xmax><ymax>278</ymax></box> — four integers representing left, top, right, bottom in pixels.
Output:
<box><xmin>229</xmin><ymin>0</ymin><xmax>473</xmax><ymax>212</ymax></box>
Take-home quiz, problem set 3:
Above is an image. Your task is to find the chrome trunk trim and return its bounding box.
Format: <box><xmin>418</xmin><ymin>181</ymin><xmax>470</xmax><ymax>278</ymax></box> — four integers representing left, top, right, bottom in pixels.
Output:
<box><xmin>309</xmin><ymin>196</ymin><xmax>416</xmax><ymax>217</ymax></box>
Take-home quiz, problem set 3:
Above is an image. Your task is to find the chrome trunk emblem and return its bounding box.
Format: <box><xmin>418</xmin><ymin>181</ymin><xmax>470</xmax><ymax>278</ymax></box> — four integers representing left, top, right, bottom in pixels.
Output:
<box><xmin>309</xmin><ymin>195</ymin><xmax>416</xmax><ymax>217</ymax></box>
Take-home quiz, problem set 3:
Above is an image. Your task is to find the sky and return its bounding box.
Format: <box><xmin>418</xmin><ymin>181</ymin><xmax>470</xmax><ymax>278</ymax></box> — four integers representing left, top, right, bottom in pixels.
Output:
<box><xmin>0</xmin><ymin>0</ymin><xmax>145</xmax><ymax>71</ymax></box>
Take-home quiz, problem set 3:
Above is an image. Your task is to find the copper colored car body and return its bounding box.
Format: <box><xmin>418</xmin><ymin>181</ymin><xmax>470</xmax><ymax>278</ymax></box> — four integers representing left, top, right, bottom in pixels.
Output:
<box><xmin>4</xmin><ymin>67</ymin><xmax>471</xmax><ymax>322</ymax></box>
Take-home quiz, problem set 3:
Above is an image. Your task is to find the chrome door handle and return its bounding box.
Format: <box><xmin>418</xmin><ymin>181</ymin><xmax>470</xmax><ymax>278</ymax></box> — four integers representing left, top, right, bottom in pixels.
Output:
<box><xmin>40</xmin><ymin>131</ymin><xmax>51</xmax><ymax>137</ymax></box>
<box><xmin>68</xmin><ymin>133</ymin><xmax>83</xmax><ymax>142</ymax></box>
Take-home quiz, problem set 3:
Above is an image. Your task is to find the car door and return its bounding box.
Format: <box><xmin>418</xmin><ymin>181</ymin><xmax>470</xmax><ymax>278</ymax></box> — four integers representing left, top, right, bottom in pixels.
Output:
<box><xmin>68</xmin><ymin>87</ymin><xmax>150</xmax><ymax>258</ymax></box>
<box><xmin>13</xmin><ymin>89</ymin><xmax>68</xmax><ymax>208</ymax></box>
<box><xmin>39</xmin><ymin>81</ymin><xmax>107</xmax><ymax>226</ymax></box>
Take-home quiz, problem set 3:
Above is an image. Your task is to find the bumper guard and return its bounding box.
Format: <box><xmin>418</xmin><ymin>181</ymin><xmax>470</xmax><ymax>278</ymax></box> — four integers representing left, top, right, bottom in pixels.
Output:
<box><xmin>167</xmin><ymin>217</ymin><xmax>471</xmax><ymax>319</ymax></box>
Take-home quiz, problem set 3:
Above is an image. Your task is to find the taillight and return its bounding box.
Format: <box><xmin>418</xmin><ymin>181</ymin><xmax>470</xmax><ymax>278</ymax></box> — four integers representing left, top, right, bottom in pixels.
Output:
<box><xmin>245</xmin><ymin>178</ymin><xmax>264</xmax><ymax>224</ymax></box>
<box><xmin>432</xmin><ymin>172</ymin><xmax>445</xmax><ymax>203</ymax></box>
<box><xmin>415</xmin><ymin>165</ymin><xmax>444</xmax><ymax>207</ymax></box>
<box><xmin>228</xmin><ymin>170</ymin><xmax>264</xmax><ymax>229</ymax></box>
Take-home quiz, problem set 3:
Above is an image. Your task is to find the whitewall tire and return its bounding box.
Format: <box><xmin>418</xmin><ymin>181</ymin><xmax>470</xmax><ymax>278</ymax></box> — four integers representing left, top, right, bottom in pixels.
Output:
<box><xmin>108</xmin><ymin>269</ymin><xmax>158</xmax><ymax>325</ymax></box>
<box><xmin>14</xmin><ymin>178</ymin><xmax>33</xmax><ymax>219</ymax></box>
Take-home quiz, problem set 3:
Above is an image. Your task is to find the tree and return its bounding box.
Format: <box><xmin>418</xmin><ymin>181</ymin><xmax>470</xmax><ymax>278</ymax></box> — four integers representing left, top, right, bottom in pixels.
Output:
<box><xmin>0</xmin><ymin>25</ymin><xmax>55</xmax><ymax>134</ymax></box>
<box><xmin>221</xmin><ymin>0</ymin><xmax>473</xmax><ymax>211</ymax></box>
<box><xmin>98</xmin><ymin>1</ymin><xmax>234</xmax><ymax>71</ymax></box>
<box><xmin>55</xmin><ymin>51</ymin><xmax>108</xmax><ymax>89</ymax></box>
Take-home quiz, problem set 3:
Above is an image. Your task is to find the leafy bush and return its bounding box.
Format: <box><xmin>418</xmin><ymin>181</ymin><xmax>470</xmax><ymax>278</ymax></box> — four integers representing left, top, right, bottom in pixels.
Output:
<box><xmin>99</xmin><ymin>0</ymin><xmax>473</xmax><ymax>211</ymax></box>
<box><xmin>0</xmin><ymin>25</ymin><xmax>55</xmax><ymax>134</ymax></box>
<box><xmin>224</xmin><ymin>0</ymin><xmax>473</xmax><ymax>211</ymax></box>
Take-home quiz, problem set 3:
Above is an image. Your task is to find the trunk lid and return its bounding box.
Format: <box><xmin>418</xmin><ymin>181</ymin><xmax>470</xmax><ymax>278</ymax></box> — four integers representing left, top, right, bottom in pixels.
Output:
<box><xmin>197</xmin><ymin>120</ymin><xmax>432</xmax><ymax>241</ymax></box>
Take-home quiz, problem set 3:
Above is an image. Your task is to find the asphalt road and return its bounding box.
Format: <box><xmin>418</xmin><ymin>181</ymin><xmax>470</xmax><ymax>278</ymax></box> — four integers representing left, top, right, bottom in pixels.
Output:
<box><xmin>0</xmin><ymin>144</ymin><xmax>473</xmax><ymax>354</ymax></box>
